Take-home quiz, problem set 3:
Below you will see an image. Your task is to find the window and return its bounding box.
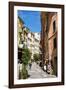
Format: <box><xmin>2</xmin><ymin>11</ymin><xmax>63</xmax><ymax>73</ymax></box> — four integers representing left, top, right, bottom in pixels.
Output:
<box><xmin>53</xmin><ymin>21</ymin><xmax>56</xmax><ymax>32</ymax></box>
<box><xmin>53</xmin><ymin>38</ymin><xmax>57</xmax><ymax>48</ymax></box>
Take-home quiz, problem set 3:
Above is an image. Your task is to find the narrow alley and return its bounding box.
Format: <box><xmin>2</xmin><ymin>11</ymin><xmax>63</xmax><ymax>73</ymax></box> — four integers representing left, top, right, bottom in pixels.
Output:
<box><xmin>27</xmin><ymin>62</ymin><xmax>56</xmax><ymax>79</ymax></box>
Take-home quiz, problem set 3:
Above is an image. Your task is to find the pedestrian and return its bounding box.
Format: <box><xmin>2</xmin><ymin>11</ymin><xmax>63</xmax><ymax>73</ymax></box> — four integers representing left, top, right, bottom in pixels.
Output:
<box><xmin>29</xmin><ymin>60</ymin><xmax>32</xmax><ymax>70</ymax></box>
<box><xmin>39</xmin><ymin>62</ymin><xmax>42</xmax><ymax>67</ymax></box>
<box><xmin>44</xmin><ymin>65</ymin><xmax>46</xmax><ymax>71</ymax></box>
<box><xmin>47</xmin><ymin>61</ymin><xmax>52</xmax><ymax>74</ymax></box>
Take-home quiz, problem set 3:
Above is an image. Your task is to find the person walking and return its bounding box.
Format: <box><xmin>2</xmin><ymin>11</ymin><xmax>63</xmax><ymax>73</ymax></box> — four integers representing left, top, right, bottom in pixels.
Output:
<box><xmin>29</xmin><ymin>60</ymin><xmax>32</xmax><ymax>70</ymax></box>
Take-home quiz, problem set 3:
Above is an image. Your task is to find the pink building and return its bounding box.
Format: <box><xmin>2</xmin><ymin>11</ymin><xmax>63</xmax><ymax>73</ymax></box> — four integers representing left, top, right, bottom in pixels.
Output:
<box><xmin>41</xmin><ymin>12</ymin><xmax>58</xmax><ymax>76</ymax></box>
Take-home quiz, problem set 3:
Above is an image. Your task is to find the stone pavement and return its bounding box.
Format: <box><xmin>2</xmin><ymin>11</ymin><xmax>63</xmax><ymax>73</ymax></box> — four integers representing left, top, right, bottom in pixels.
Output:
<box><xmin>27</xmin><ymin>62</ymin><xmax>56</xmax><ymax>79</ymax></box>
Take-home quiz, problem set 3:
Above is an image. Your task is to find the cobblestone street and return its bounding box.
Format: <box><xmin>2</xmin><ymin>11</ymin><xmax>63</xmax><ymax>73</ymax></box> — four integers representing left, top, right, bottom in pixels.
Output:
<box><xmin>27</xmin><ymin>62</ymin><xmax>56</xmax><ymax>79</ymax></box>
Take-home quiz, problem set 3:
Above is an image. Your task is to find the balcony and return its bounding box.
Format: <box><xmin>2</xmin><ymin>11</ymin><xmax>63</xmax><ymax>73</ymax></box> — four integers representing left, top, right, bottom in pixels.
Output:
<box><xmin>18</xmin><ymin>44</ymin><xmax>23</xmax><ymax>49</ymax></box>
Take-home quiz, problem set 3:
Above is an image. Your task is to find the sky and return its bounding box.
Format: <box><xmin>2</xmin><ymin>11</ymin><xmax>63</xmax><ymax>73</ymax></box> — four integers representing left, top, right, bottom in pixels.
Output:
<box><xmin>18</xmin><ymin>10</ymin><xmax>41</xmax><ymax>32</ymax></box>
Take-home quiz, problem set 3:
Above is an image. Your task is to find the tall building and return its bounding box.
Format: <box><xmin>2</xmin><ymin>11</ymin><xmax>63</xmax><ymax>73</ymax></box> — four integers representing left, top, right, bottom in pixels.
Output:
<box><xmin>17</xmin><ymin>16</ymin><xmax>40</xmax><ymax>61</ymax></box>
<box><xmin>34</xmin><ymin>33</ymin><xmax>40</xmax><ymax>54</ymax></box>
<box><xmin>40</xmin><ymin>12</ymin><xmax>49</xmax><ymax>70</ymax></box>
<box><xmin>48</xmin><ymin>12</ymin><xmax>58</xmax><ymax>76</ymax></box>
<box><xmin>41</xmin><ymin>12</ymin><xmax>57</xmax><ymax>76</ymax></box>
<box><xmin>27</xmin><ymin>32</ymin><xmax>40</xmax><ymax>60</ymax></box>
<box><xmin>17</xmin><ymin>16</ymin><xmax>24</xmax><ymax>62</ymax></box>
<box><xmin>17</xmin><ymin>16</ymin><xmax>24</xmax><ymax>47</ymax></box>
<box><xmin>27</xmin><ymin>32</ymin><xmax>35</xmax><ymax>59</ymax></box>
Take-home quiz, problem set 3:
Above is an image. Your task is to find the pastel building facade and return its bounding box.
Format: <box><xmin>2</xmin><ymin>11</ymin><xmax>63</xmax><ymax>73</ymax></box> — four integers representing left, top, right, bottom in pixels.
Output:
<box><xmin>48</xmin><ymin>13</ymin><xmax>58</xmax><ymax>76</ymax></box>
<box><xmin>17</xmin><ymin>16</ymin><xmax>40</xmax><ymax>61</ymax></box>
<box><xmin>41</xmin><ymin>12</ymin><xmax>58</xmax><ymax>76</ymax></box>
<box><xmin>34</xmin><ymin>33</ymin><xmax>40</xmax><ymax>54</ymax></box>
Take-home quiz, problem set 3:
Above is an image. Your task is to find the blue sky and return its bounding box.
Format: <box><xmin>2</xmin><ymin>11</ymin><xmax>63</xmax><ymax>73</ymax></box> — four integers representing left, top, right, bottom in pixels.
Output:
<box><xmin>18</xmin><ymin>10</ymin><xmax>41</xmax><ymax>32</ymax></box>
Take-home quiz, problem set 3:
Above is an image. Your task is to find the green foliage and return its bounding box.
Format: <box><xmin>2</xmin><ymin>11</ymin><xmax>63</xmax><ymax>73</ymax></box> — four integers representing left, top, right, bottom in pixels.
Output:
<box><xmin>33</xmin><ymin>53</ymin><xmax>40</xmax><ymax>62</ymax></box>
<box><xmin>22</xmin><ymin>47</ymin><xmax>31</xmax><ymax>65</ymax></box>
<box><xmin>21</xmin><ymin>64</ymin><xmax>28</xmax><ymax>79</ymax></box>
<box><xmin>19</xmin><ymin>47</ymin><xmax>31</xmax><ymax>79</ymax></box>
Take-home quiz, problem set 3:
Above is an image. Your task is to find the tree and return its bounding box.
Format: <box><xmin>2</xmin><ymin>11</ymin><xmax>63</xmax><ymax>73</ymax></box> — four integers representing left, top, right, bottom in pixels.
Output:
<box><xmin>21</xmin><ymin>47</ymin><xmax>31</xmax><ymax>79</ymax></box>
<box><xmin>21</xmin><ymin>64</ymin><xmax>28</xmax><ymax>79</ymax></box>
<box><xmin>22</xmin><ymin>47</ymin><xmax>31</xmax><ymax>65</ymax></box>
<box><xmin>33</xmin><ymin>53</ymin><xmax>40</xmax><ymax>63</ymax></box>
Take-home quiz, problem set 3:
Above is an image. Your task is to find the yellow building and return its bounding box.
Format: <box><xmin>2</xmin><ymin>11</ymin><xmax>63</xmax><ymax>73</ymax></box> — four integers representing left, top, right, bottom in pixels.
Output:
<box><xmin>17</xmin><ymin>16</ymin><xmax>24</xmax><ymax>48</ymax></box>
<box><xmin>17</xmin><ymin>16</ymin><xmax>40</xmax><ymax>61</ymax></box>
